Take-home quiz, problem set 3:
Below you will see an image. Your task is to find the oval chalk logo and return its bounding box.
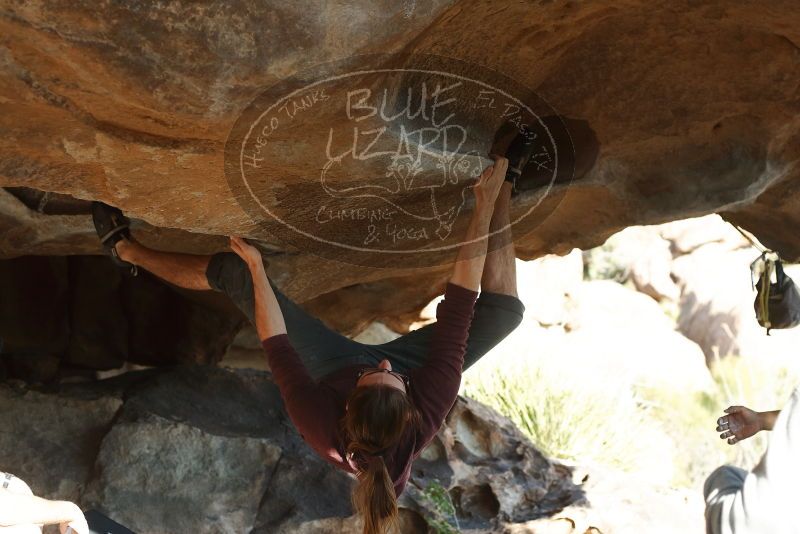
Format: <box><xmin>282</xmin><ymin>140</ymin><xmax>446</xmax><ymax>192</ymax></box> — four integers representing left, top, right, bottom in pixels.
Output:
<box><xmin>225</xmin><ymin>54</ymin><xmax>575</xmax><ymax>268</ymax></box>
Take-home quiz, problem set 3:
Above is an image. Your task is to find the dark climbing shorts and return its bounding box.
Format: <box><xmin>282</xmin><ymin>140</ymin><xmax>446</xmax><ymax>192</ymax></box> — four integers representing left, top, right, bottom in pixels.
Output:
<box><xmin>206</xmin><ymin>252</ymin><xmax>525</xmax><ymax>381</ymax></box>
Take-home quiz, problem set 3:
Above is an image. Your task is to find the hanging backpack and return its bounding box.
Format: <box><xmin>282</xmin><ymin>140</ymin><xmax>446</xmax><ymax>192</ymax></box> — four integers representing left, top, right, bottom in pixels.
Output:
<box><xmin>752</xmin><ymin>253</ymin><xmax>800</xmax><ymax>335</ymax></box>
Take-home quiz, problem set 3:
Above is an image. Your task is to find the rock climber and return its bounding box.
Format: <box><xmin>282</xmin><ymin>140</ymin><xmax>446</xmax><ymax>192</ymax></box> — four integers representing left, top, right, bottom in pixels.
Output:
<box><xmin>90</xmin><ymin>132</ymin><xmax>540</xmax><ymax>534</ymax></box>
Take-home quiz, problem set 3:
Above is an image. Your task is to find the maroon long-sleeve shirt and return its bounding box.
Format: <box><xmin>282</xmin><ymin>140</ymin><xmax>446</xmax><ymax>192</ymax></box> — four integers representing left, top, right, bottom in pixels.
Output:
<box><xmin>261</xmin><ymin>282</ymin><xmax>478</xmax><ymax>496</ymax></box>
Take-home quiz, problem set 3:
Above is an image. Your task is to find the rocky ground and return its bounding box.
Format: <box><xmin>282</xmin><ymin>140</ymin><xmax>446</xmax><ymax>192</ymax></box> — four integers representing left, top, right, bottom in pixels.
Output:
<box><xmin>0</xmin><ymin>366</ymin><xmax>583</xmax><ymax>534</ymax></box>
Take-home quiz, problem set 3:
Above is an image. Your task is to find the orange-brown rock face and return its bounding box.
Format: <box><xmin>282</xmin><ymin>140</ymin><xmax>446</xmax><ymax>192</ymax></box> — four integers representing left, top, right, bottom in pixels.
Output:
<box><xmin>1</xmin><ymin>0</ymin><xmax>799</xmax><ymax>314</ymax></box>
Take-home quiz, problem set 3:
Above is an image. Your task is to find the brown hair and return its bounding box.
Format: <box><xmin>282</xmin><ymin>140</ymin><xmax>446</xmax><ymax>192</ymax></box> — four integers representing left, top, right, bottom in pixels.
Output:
<box><xmin>342</xmin><ymin>385</ymin><xmax>420</xmax><ymax>534</ymax></box>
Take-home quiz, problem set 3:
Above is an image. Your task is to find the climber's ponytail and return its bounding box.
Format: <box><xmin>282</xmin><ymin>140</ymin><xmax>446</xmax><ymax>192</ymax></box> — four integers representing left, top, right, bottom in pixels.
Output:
<box><xmin>352</xmin><ymin>452</ymin><xmax>397</xmax><ymax>534</ymax></box>
<box><xmin>343</xmin><ymin>385</ymin><xmax>420</xmax><ymax>534</ymax></box>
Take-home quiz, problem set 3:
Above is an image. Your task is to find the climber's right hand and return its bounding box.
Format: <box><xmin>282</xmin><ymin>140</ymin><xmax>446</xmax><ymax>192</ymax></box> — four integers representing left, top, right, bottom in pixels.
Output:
<box><xmin>472</xmin><ymin>155</ymin><xmax>508</xmax><ymax>211</ymax></box>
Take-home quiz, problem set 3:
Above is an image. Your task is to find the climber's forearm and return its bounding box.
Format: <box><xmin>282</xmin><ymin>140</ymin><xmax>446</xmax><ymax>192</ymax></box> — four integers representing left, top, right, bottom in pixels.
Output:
<box><xmin>247</xmin><ymin>259</ymin><xmax>287</xmax><ymax>341</ymax></box>
<box><xmin>0</xmin><ymin>491</ymin><xmax>82</xmax><ymax>527</ymax></box>
<box><xmin>449</xmin><ymin>204</ymin><xmax>493</xmax><ymax>291</ymax></box>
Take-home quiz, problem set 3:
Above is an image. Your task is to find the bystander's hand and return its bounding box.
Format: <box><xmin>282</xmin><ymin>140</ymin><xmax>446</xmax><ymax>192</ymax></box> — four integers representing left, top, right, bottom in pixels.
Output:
<box><xmin>717</xmin><ymin>405</ymin><xmax>763</xmax><ymax>444</ymax></box>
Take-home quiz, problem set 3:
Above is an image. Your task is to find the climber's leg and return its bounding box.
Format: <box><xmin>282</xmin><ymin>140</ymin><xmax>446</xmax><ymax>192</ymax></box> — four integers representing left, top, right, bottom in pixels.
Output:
<box><xmin>116</xmin><ymin>239</ymin><xmax>212</xmax><ymax>291</ymax></box>
<box><xmin>455</xmin><ymin>180</ymin><xmax>524</xmax><ymax>370</ymax></box>
<box><xmin>363</xmin><ymin>182</ymin><xmax>524</xmax><ymax>373</ymax></box>
<box><xmin>116</xmin><ymin>238</ymin><xmax>364</xmax><ymax>377</ymax></box>
<box><xmin>480</xmin><ymin>181</ymin><xmax>517</xmax><ymax>298</ymax></box>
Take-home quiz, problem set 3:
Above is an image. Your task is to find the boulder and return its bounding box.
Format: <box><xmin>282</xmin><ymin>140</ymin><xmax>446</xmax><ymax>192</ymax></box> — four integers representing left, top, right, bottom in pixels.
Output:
<box><xmin>84</xmin><ymin>413</ymin><xmax>281</xmax><ymax>534</ymax></box>
<box><xmin>0</xmin><ymin>366</ymin><xmax>582</xmax><ymax>533</ymax></box>
<box><xmin>408</xmin><ymin>397</ymin><xmax>583</xmax><ymax>530</ymax></box>
<box><xmin>1</xmin><ymin>1</ymin><xmax>800</xmax><ymax>327</ymax></box>
<box><xmin>0</xmin><ymin>383</ymin><xmax>122</xmax><ymax>502</ymax></box>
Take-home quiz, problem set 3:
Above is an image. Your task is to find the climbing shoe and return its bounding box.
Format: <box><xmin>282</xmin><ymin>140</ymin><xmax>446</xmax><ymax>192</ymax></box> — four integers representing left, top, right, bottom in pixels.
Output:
<box><xmin>91</xmin><ymin>201</ymin><xmax>137</xmax><ymax>276</ymax></box>
<box><xmin>503</xmin><ymin>125</ymin><xmax>537</xmax><ymax>194</ymax></box>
